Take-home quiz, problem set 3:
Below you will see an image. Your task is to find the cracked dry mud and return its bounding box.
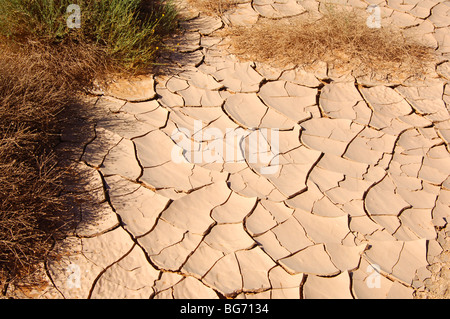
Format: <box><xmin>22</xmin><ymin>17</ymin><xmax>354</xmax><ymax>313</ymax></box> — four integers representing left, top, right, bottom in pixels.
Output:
<box><xmin>7</xmin><ymin>0</ymin><xmax>450</xmax><ymax>299</ymax></box>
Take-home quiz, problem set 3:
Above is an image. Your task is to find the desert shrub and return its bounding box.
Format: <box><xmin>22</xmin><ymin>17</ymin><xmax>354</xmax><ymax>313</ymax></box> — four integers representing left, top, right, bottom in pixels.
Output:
<box><xmin>0</xmin><ymin>0</ymin><xmax>178</xmax><ymax>67</ymax></box>
<box><xmin>0</xmin><ymin>41</ymin><xmax>97</xmax><ymax>280</ymax></box>
<box><xmin>0</xmin><ymin>0</ymin><xmax>179</xmax><ymax>286</ymax></box>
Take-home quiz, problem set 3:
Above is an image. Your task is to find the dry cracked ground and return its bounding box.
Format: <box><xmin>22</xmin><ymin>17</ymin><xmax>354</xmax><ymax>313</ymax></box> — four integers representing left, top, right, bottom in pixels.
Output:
<box><xmin>6</xmin><ymin>0</ymin><xmax>450</xmax><ymax>299</ymax></box>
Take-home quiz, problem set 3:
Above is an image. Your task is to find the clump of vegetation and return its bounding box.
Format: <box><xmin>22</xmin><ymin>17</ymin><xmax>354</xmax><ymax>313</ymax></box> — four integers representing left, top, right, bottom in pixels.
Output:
<box><xmin>0</xmin><ymin>40</ymin><xmax>97</xmax><ymax>285</ymax></box>
<box><xmin>225</xmin><ymin>7</ymin><xmax>435</xmax><ymax>77</ymax></box>
<box><xmin>0</xmin><ymin>0</ymin><xmax>178</xmax><ymax>68</ymax></box>
<box><xmin>187</xmin><ymin>0</ymin><xmax>240</xmax><ymax>16</ymax></box>
<box><xmin>0</xmin><ymin>0</ymin><xmax>178</xmax><ymax>289</ymax></box>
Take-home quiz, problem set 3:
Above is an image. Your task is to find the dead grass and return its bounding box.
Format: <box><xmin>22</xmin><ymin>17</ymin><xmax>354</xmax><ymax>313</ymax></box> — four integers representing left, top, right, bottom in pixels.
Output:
<box><xmin>187</xmin><ymin>0</ymin><xmax>240</xmax><ymax>16</ymax></box>
<box><xmin>224</xmin><ymin>8</ymin><xmax>436</xmax><ymax>77</ymax></box>
<box><xmin>0</xmin><ymin>39</ymin><xmax>104</xmax><ymax>285</ymax></box>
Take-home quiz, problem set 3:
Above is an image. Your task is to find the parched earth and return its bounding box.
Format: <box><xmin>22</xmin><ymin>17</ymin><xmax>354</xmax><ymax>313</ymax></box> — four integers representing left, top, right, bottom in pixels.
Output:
<box><xmin>6</xmin><ymin>0</ymin><xmax>450</xmax><ymax>299</ymax></box>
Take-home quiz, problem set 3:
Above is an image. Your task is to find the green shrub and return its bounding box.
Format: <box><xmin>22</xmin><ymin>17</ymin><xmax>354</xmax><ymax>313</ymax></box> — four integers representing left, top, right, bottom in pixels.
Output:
<box><xmin>0</xmin><ymin>0</ymin><xmax>178</xmax><ymax>67</ymax></box>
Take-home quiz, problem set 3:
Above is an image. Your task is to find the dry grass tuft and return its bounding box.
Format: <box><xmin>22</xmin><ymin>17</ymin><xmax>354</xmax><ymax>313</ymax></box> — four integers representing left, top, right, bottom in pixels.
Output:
<box><xmin>224</xmin><ymin>8</ymin><xmax>436</xmax><ymax>77</ymax></box>
<box><xmin>0</xmin><ymin>39</ymin><xmax>104</xmax><ymax>285</ymax></box>
<box><xmin>187</xmin><ymin>0</ymin><xmax>240</xmax><ymax>16</ymax></box>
